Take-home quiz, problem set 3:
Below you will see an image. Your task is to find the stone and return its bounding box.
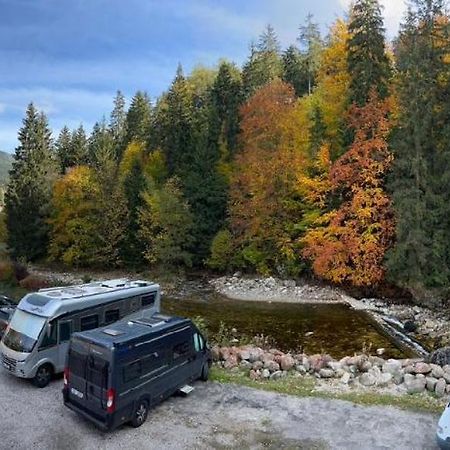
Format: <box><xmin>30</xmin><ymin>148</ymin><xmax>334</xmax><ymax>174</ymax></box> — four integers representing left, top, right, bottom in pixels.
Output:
<box><xmin>309</xmin><ymin>354</ymin><xmax>332</xmax><ymax>372</ymax></box>
<box><xmin>327</xmin><ymin>361</ymin><xmax>342</xmax><ymax>372</ymax></box>
<box><xmin>369</xmin><ymin>356</ymin><xmax>385</xmax><ymax>367</ymax></box>
<box><xmin>223</xmin><ymin>354</ymin><xmax>238</xmax><ymax>369</ymax></box>
<box><xmin>211</xmin><ymin>345</ymin><xmax>220</xmax><ymax>361</ymax></box>
<box><xmin>264</xmin><ymin>360</ymin><xmax>280</xmax><ymax>372</ymax></box>
<box><xmin>261</xmin><ymin>369</ymin><xmax>270</xmax><ymax>379</ymax></box>
<box><xmin>295</xmin><ymin>365</ymin><xmax>307</xmax><ymax>375</ymax></box>
<box><xmin>280</xmin><ymin>355</ymin><xmax>295</xmax><ymax>371</ymax></box>
<box><xmin>238</xmin><ymin>349</ymin><xmax>251</xmax><ymax>361</ymax></box>
<box><xmin>413</xmin><ymin>362</ymin><xmax>431</xmax><ymax>375</ymax></box>
<box><xmin>239</xmin><ymin>360</ymin><xmax>252</xmax><ymax>370</ymax></box>
<box><xmin>443</xmin><ymin>372</ymin><xmax>450</xmax><ymax>384</ymax></box>
<box><xmin>341</xmin><ymin>372</ymin><xmax>351</xmax><ymax>385</ymax></box>
<box><xmin>219</xmin><ymin>347</ymin><xmax>231</xmax><ymax>361</ymax></box>
<box><xmin>404</xmin><ymin>321</ymin><xmax>418</xmax><ymax>332</ymax></box>
<box><xmin>404</xmin><ymin>365</ymin><xmax>415</xmax><ymax>374</ymax></box>
<box><xmin>270</xmin><ymin>370</ymin><xmax>283</xmax><ymax>380</ymax></box>
<box><xmin>376</xmin><ymin>348</ymin><xmax>386</xmax><ymax>356</ymax></box>
<box><xmin>446</xmin><ymin>384</ymin><xmax>450</xmax><ymax>394</ymax></box>
<box><xmin>382</xmin><ymin>359</ymin><xmax>402</xmax><ymax>375</ymax></box>
<box><xmin>249</xmin><ymin>370</ymin><xmax>260</xmax><ymax>381</ymax></box>
<box><xmin>429</xmin><ymin>348</ymin><xmax>450</xmax><ymax>367</ymax></box>
<box><xmin>359</xmin><ymin>373</ymin><xmax>376</xmax><ymax>387</ymax></box>
<box><xmin>431</xmin><ymin>364</ymin><xmax>444</xmax><ymax>379</ymax></box>
<box><xmin>426</xmin><ymin>377</ymin><xmax>438</xmax><ymax>392</ymax></box>
<box><xmin>377</xmin><ymin>373</ymin><xmax>393</xmax><ymax>387</ymax></box>
<box><xmin>319</xmin><ymin>369</ymin><xmax>335</xmax><ymax>379</ymax></box>
<box><xmin>302</xmin><ymin>357</ymin><xmax>311</xmax><ymax>372</ymax></box>
<box><xmin>252</xmin><ymin>361</ymin><xmax>264</xmax><ymax>371</ymax></box>
<box><xmin>360</xmin><ymin>361</ymin><xmax>372</xmax><ymax>373</ymax></box>
<box><xmin>404</xmin><ymin>376</ymin><xmax>426</xmax><ymax>394</ymax></box>
<box><xmin>435</xmin><ymin>378</ymin><xmax>447</xmax><ymax>397</ymax></box>
<box><xmin>248</xmin><ymin>347</ymin><xmax>264</xmax><ymax>363</ymax></box>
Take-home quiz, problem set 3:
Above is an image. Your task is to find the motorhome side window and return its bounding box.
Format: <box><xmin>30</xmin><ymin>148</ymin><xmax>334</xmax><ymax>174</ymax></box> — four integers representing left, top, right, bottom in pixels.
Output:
<box><xmin>173</xmin><ymin>340</ymin><xmax>190</xmax><ymax>360</ymax></box>
<box><xmin>80</xmin><ymin>314</ymin><xmax>99</xmax><ymax>331</ymax></box>
<box><xmin>105</xmin><ymin>309</ymin><xmax>120</xmax><ymax>324</ymax></box>
<box><xmin>59</xmin><ymin>321</ymin><xmax>72</xmax><ymax>342</ymax></box>
<box><xmin>123</xmin><ymin>361</ymin><xmax>141</xmax><ymax>383</ymax></box>
<box><xmin>39</xmin><ymin>321</ymin><xmax>57</xmax><ymax>348</ymax></box>
<box><xmin>141</xmin><ymin>293</ymin><xmax>155</xmax><ymax>307</ymax></box>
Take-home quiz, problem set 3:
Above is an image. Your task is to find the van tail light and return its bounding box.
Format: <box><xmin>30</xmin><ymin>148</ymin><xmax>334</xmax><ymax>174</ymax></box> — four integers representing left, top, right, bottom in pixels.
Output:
<box><xmin>63</xmin><ymin>367</ymin><xmax>70</xmax><ymax>387</ymax></box>
<box><xmin>106</xmin><ymin>388</ymin><xmax>115</xmax><ymax>413</ymax></box>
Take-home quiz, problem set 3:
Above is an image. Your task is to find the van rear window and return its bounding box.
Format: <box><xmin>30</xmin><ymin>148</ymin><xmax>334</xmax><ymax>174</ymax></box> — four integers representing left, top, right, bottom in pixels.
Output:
<box><xmin>68</xmin><ymin>350</ymin><xmax>86</xmax><ymax>378</ymax></box>
<box><xmin>87</xmin><ymin>356</ymin><xmax>108</xmax><ymax>387</ymax></box>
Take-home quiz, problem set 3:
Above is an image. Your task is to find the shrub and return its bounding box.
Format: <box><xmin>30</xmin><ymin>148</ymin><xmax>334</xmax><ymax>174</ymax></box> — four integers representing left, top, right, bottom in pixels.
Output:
<box><xmin>12</xmin><ymin>260</ymin><xmax>29</xmax><ymax>282</ymax></box>
<box><xmin>0</xmin><ymin>260</ymin><xmax>16</xmax><ymax>285</ymax></box>
<box><xmin>19</xmin><ymin>275</ymin><xmax>50</xmax><ymax>291</ymax></box>
<box><xmin>207</xmin><ymin>229</ymin><xmax>235</xmax><ymax>271</ymax></box>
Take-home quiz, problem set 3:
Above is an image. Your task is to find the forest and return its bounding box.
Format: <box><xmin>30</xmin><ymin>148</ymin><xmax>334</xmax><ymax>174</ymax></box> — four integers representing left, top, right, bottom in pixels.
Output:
<box><xmin>4</xmin><ymin>0</ymin><xmax>450</xmax><ymax>301</ymax></box>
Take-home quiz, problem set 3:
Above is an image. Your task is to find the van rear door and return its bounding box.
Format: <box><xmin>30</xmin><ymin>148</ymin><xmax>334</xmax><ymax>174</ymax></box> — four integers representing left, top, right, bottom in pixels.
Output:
<box><xmin>85</xmin><ymin>350</ymin><xmax>109</xmax><ymax>412</ymax></box>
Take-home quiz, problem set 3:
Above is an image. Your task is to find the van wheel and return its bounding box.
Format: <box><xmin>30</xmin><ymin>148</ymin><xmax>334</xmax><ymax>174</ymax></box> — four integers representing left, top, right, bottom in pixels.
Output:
<box><xmin>131</xmin><ymin>400</ymin><xmax>149</xmax><ymax>428</ymax></box>
<box><xmin>33</xmin><ymin>364</ymin><xmax>53</xmax><ymax>388</ymax></box>
<box><xmin>199</xmin><ymin>363</ymin><xmax>209</xmax><ymax>381</ymax></box>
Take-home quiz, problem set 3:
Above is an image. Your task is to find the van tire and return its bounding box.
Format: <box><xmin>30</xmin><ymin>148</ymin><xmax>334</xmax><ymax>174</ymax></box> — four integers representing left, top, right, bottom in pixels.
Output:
<box><xmin>32</xmin><ymin>364</ymin><xmax>53</xmax><ymax>388</ymax></box>
<box><xmin>131</xmin><ymin>399</ymin><xmax>149</xmax><ymax>428</ymax></box>
<box><xmin>199</xmin><ymin>363</ymin><xmax>209</xmax><ymax>381</ymax></box>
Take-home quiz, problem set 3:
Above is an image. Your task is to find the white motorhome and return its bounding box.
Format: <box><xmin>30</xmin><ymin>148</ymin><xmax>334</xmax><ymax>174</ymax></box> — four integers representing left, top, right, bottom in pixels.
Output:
<box><xmin>0</xmin><ymin>279</ymin><xmax>160</xmax><ymax>387</ymax></box>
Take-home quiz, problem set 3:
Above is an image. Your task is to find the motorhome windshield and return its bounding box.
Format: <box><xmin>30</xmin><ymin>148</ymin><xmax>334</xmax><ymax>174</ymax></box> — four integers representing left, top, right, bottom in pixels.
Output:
<box><xmin>2</xmin><ymin>309</ymin><xmax>47</xmax><ymax>353</ymax></box>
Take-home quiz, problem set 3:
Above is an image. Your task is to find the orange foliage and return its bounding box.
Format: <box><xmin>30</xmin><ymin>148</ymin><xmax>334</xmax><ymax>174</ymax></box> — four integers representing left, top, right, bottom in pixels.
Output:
<box><xmin>302</xmin><ymin>92</ymin><xmax>395</xmax><ymax>286</ymax></box>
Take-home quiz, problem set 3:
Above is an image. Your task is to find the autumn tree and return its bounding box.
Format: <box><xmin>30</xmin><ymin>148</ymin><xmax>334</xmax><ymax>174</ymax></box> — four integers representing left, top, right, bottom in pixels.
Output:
<box><xmin>302</xmin><ymin>93</ymin><xmax>395</xmax><ymax>286</ymax></box>
<box><xmin>5</xmin><ymin>104</ymin><xmax>57</xmax><ymax>260</ymax></box>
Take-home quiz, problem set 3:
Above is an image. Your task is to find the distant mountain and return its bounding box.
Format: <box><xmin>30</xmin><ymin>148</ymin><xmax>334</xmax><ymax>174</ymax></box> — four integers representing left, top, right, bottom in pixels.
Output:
<box><xmin>0</xmin><ymin>151</ymin><xmax>13</xmax><ymax>186</ymax></box>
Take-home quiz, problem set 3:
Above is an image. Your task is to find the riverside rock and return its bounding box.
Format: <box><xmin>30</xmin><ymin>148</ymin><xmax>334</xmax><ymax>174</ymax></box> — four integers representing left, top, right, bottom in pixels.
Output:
<box><xmin>405</xmin><ymin>376</ymin><xmax>426</xmax><ymax>394</ymax></box>
<box><xmin>426</xmin><ymin>377</ymin><xmax>438</xmax><ymax>392</ymax></box>
<box><xmin>431</xmin><ymin>364</ymin><xmax>444</xmax><ymax>379</ymax></box>
<box><xmin>319</xmin><ymin>369</ymin><xmax>335</xmax><ymax>379</ymax></box>
<box><xmin>280</xmin><ymin>355</ymin><xmax>295</xmax><ymax>371</ymax></box>
<box><xmin>359</xmin><ymin>373</ymin><xmax>376</xmax><ymax>387</ymax></box>
<box><xmin>264</xmin><ymin>360</ymin><xmax>280</xmax><ymax>372</ymax></box>
<box><xmin>413</xmin><ymin>362</ymin><xmax>431</xmax><ymax>374</ymax></box>
<box><xmin>435</xmin><ymin>379</ymin><xmax>447</xmax><ymax>397</ymax></box>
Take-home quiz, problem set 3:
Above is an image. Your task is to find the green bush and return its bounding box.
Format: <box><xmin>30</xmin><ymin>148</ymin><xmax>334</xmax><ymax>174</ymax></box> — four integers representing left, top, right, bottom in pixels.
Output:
<box><xmin>207</xmin><ymin>229</ymin><xmax>235</xmax><ymax>272</ymax></box>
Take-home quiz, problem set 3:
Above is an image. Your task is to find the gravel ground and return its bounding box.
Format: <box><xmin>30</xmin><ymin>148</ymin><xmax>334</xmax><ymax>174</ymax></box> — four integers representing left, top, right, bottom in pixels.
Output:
<box><xmin>0</xmin><ymin>369</ymin><xmax>441</xmax><ymax>450</ymax></box>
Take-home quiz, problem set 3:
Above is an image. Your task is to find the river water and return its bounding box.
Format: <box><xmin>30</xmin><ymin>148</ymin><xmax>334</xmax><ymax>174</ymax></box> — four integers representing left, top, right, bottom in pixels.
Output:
<box><xmin>162</xmin><ymin>293</ymin><xmax>413</xmax><ymax>359</ymax></box>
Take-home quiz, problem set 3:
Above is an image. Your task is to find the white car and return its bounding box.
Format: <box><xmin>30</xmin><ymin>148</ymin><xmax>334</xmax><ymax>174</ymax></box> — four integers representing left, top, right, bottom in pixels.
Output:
<box><xmin>437</xmin><ymin>402</ymin><xmax>450</xmax><ymax>449</ymax></box>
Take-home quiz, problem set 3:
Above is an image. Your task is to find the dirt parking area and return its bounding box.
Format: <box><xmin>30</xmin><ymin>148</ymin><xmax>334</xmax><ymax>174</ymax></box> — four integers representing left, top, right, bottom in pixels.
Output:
<box><xmin>0</xmin><ymin>369</ymin><xmax>441</xmax><ymax>450</ymax></box>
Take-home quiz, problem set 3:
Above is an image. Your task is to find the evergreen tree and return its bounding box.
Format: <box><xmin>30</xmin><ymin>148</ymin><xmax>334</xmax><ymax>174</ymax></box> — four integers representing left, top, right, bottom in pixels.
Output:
<box><xmin>69</xmin><ymin>125</ymin><xmax>89</xmax><ymax>167</ymax></box>
<box><xmin>124</xmin><ymin>91</ymin><xmax>152</xmax><ymax>147</ymax></box>
<box><xmin>387</xmin><ymin>0</ymin><xmax>450</xmax><ymax>292</ymax></box>
<box><xmin>5</xmin><ymin>104</ymin><xmax>57</xmax><ymax>260</ymax></box>
<box><xmin>55</xmin><ymin>126</ymin><xmax>72</xmax><ymax>174</ymax></box>
<box><xmin>298</xmin><ymin>13</ymin><xmax>323</xmax><ymax>95</ymax></box>
<box><xmin>347</xmin><ymin>0</ymin><xmax>392</xmax><ymax>105</ymax></box>
<box><xmin>309</xmin><ymin>104</ymin><xmax>327</xmax><ymax>160</ymax></box>
<box><xmin>88</xmin><ymin>119</ymin><xmax>115</xmax><ymax>169</ymax></box>
<box><xmin>282</xmin><ymin>45</ymin><xmax>309</xmax><ymax>97</ymax></box>
<box><xmin>109</xmin><ymin>90</ymin><xmax>127</xmax><ymax>158</ymax></box>
<box><xmin>242</xmin><ymin>25</ymin><xmax>283</xmax><ymax>97</ymax></box>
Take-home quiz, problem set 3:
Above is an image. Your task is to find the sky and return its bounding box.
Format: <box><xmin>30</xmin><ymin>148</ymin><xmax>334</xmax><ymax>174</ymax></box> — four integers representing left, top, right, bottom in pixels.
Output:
<box><xmin>0</xmin><ymin>0</ymin><xmax>407</xmax><ymax>152</ymax></box>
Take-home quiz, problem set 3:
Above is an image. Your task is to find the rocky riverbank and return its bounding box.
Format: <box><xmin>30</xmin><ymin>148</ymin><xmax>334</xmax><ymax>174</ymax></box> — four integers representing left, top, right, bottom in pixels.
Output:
<box><xmin>213</xmin><ymin>344</ymin><xmax>450</xmax><ymax>400</ymax></box>
<box><xmin>211</xmin><ymin>275</ymin><xmax>450</xmax><ymax>351</ymax></box>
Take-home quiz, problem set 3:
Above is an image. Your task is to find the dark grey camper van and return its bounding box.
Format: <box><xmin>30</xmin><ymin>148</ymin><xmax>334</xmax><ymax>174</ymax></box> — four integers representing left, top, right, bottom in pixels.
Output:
<box><xmin>63</xmin><ymin>313</ymin><xmax>211</xmax><ymax>430</ymax></box>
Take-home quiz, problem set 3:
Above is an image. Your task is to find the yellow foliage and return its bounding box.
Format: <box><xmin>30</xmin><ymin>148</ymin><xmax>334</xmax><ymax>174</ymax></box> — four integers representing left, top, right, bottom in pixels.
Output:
<box><xmin>119</xmin><ymin>141</ymin><xmax>146</xmax><ymax>179</ymax></box>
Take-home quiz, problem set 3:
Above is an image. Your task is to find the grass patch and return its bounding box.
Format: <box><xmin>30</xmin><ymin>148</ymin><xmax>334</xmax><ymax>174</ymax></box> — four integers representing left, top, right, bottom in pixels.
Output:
<box><xmin>210</xmin><ymin>367</ymin><xmax>446</xmax><ymax>414</ymax></box>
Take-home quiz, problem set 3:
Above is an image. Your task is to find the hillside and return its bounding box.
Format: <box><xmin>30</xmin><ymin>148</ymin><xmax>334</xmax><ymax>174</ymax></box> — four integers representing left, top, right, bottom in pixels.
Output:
<box><xmin>0</xmin><ymin>151</ymin><xmax>13</xmax><ymax>186</ymax></box>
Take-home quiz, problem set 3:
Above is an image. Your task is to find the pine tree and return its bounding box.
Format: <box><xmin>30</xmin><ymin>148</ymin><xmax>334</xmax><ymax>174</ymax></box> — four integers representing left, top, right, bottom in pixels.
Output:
<box><xmin>69</xmin><ymin>125</ymin><xmax>89</xmax><ymax>167</ymax></box>
<box><xmin>242</xmin><ymin>25</ymin><xmax>283</xmax><ymax>97</ymax></box>
<box><xmin>109</xmin><ymin>90</ymin><xmax>127</xmax><ymax>158</ymax></box>
<box><xmin>298</xmin><ymin>13</ymin><xmax>323</xmax><ymax>95</ymax></box>
<box><xmin>124</xmin><ymin>91</ymin><xmax>152</xmax><ymax>147</ymax></box>
<box><xmin>55</xmin><ymin>126</ymin><xmax>72</xmax><ymax>174</ymax></box>
<box><xmin>88</xmin><ymin>119</ymin><xmax>115</xmax><ymax>169</ymax></box>
<box><xmin>282</xmin><ymin>45</ymin><xmax>309</xmax><ymax>97</ymax></box>
<box><xmin>347</xmin><ymin>0</ymin><xmax>392</xmax><ymax>105</ymax></box>
<box><xmin>386</xmin><ymin>0</ymin><xmax>450</xmax><ymax>292</ymax></box>
<box><xmin>5</xmin><ymin>104</ymin><xmax>57</xmax><ymax>260</ymax></box>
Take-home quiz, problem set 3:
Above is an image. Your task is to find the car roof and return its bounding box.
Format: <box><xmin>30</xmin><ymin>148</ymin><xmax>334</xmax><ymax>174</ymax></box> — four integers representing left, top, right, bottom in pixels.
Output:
<box><xmin>73</xmin><ymin>313</ymin><xmax>192</xmax><ymax>348</ymax></box>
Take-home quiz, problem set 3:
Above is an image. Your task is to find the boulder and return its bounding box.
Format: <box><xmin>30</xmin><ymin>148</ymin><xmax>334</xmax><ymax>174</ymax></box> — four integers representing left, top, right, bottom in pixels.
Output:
<box><xmin>248</xmin><ymin>347</ymin><xmax>264</xmax><ymax>363</ymax></box>
<box><xmin>429</xmin><ymin>347</ymin><xmax>450</xmax><ymax>366</ymax></box>
<box><xmin>404</xmin><ymin>365</ymin><xmax>415</xmax><ymax>374</ymax></box>
<box><xmin>341</xmin><ymin>372</ymin><xmax>351</xmax><ymax>385</ymax></box>
<box><xmin>377</xmin><ymin>373</ymin><xmax>393</xmax><ymax>387</ymax></box>
<box><xmin>319</xmin><ymin>368</ymin><xmax>335</xmax><ymax>379</ymax></box>
<box><xmin>435</xmin><ymin>378</ymin><xmax>447</xmax><ymax>397</ymax></box>
<box><xmin>270</xmin><ymin>371</ymin><xmax>283</xmax><ymax>381</ymax></box>
<box><xmin>404</xmin><ymin>321</ymin><xmax>418</xmax><ymax>333</ymax></box>
<box><xmin>382</xmin><ymin>359</ymin><xmax>402</xmax><ymax>375</ymax></box>
<box><xmin>302</xmin><ymin>357</ymin><xmax>311</xmax><ymax>372</ymax></box>
<box><xmin>309</xmin><ymin>354</ymin><xmax>332</xmax><ymax>372</ymax></box>
<box><xmin>219</xmin><ymin>347</ymin><xmax>231</xmax><ymax>361</ymax></box>
<box><xmin>280</xmin><ymin>355</ymin><xmax>295</xmax><ymax>371</ymax></box>
<box><xmin>359</xmin><ymin>373</ymin><xmax>376</xmax><ymax>387</ymax></box>
<box><xmin>261</xmin><ymin>369</ymin><xmax>270</xmax><ymax>379</ymax></box>
<box><xmin>239</xmin><ymin>360</ymin><xmax>252</xmax><ymax>370</ymax></box>
<box><xmin>413</xmin><ymin>362</ymin><xmax>431</xmax><ymax>375</ymax></box>
<box><xmin>223</xmin><ymin>354</ymin><xmax>238</xmax><ymax>369</ymax></box>
<box><xmin>360</xmin><ymin>361</ymin><xmax>372</xmax><ymax>373</ymax></box>
<box><xmin>238</xmin><ymin>348</ymin><xmax>251</xmax><ymax>361</ymax></box>
<box><xmin>443</xmin><ymin>372</ymin><xmax>450</xmax><ymax>384</ymax></box>
<box><xmin>404</xmin><ymin>375</ymin><xmax>426</xmax><ymax>394</ymax></box>
<box><xmin>426</xmin><ymin>377</ymin><xmax>438</xmax><ymax>392</ymax></box>
<box><xmin>249</xmin><ymin>370</ymin><xmax>260</xmax><ymax>381</ymax></box>
<box><xmin>431</xmin><ymin>364</ymin><xmax>444</xmax><ymax>379</ymax></box>
<box><xmin>264</xmin><ymin>360</ymin><xmax>280</xmax><ymax>372</ymax></box>
<box><xmin>327</xmin><ymin>361</ymin><xmax>342</xmax><ymax>372</ymax></box>
<box><xmin>252</xmin><ymin>361</ymin><xmax>264</xmax><ymax>371</ymax></box>
<box><xmin>211</xmin><ymin>345</ymin><xmax>220</xmax><ymax>361</ymax></box>
<box><xmin>295</xmin><ymin>365</ymin><xmax>307</xmax><ymax>375</ymax></box>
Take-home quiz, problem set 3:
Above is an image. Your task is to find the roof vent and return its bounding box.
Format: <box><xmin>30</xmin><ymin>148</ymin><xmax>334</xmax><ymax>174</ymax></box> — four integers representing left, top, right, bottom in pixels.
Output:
<box><xmin>102</xmin><ymin>329</ymin><xmax>124</xmax><ymax>336</ymax></box>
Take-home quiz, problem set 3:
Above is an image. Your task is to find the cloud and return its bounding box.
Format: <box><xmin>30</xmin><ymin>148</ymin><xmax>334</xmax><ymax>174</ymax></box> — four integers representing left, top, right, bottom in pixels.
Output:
<box><xmin>338</xmin><ymin>0</ymin><xmax>407</xmax><ymax>37</ymax></box>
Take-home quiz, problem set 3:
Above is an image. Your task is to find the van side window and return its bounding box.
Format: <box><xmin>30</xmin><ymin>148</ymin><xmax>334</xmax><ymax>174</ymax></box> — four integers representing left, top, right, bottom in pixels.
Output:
<box><xmin>173</xmin><ymin>341</ymin><xmax>190</xmax><ymax>360</ymax></box>
<box><xmin>39</xmin><ymin>321</ymin><xmax>57</xmax><ymax>349</ymax></box>
<box><xmin>141</xmin><ymin>294</ymin><xmax>155</xmax><ymax>307</ymax></box>
<box><xmin>193</xmin><ymin>333</ymin><xmax>200</xmax><ymax>352</ymax></box>
<box><xmin>123</xmin><ymin>361</ymin><xmax>141</xmax><ymax>383</ymax></box>
<box><xmin>59</xmin><ymin>321</ymin><xmax>72</xmax><ymax>343</ymax></box>
<box><xmin>80</xmin><ymin>314</ymin><xmax>99</xmax><ymax>331</ymax></box>
<box><xmin>141</xmin><ymin>350</ymin><xmax>166</xmax><ymax>374</ymax></box>
<box><xmin>104</xmin><ymin>309</ymin><xmax>120</xmax><ymax>324</ymax></box>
